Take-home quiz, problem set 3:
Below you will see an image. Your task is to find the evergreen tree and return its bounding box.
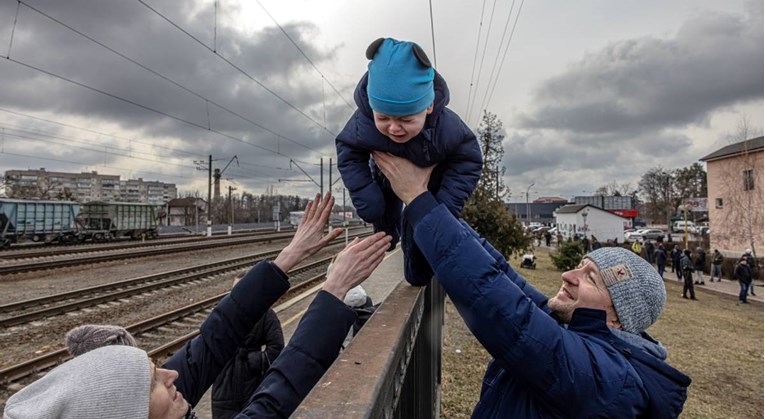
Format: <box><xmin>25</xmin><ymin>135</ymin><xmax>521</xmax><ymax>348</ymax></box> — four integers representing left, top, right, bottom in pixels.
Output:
<box><xmin>462</xmin><ymin>111</ymin><xmax>532</xmax><ymax>257</ymax></box>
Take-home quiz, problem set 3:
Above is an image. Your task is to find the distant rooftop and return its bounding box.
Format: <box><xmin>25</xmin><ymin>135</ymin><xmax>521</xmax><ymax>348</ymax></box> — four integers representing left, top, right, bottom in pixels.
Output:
<box><xmin>700</xmin><ymin>136</ymin><xmax>764</xmax><ymax>162</ymax></box>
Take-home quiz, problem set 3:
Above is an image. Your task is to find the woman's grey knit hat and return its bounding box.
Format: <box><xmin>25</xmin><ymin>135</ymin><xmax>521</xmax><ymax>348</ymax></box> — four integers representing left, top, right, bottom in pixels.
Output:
<box><xmin>3</xmin><ymin>345</ymin><xmax>151</xmax><ymax>419</ymax></box>
<box><xmin>66</xmin><ymin>324</ymin><xmax>137</xmax><ymax>356</ymax></box>
<box><xmin>585</xmin><ymin>247</ymin><xmax>666</xmax><ymax>334</ymax></box>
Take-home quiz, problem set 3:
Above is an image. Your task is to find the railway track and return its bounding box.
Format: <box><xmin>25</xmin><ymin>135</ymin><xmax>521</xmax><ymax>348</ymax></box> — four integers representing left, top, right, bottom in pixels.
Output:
<box><xmin>0</xmin><ymin>232</ymin><xmax>369</xmax><ymax>327</ymax></box>
<box><xmin>0</xmin><ymin>258</ymin><xmax>331</xmax><ymax>385</ymax></box>
<box><xmin>0</xmin><ymin>228</ymin><xmax>369</xmax><ymax>275</ymax></box>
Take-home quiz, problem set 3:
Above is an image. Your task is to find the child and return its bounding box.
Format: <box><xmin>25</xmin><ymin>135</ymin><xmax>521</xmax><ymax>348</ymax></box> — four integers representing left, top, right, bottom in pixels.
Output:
<box><xmin>336</xmin><ymin>37</ymin><xmax>483</xmax><ymax>286</ymax></box>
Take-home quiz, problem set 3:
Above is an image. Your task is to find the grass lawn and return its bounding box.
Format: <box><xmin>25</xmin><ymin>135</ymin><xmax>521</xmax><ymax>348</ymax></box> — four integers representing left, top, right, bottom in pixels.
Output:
<box><xmin>441</xmin><ymin>250</ymin><xmax>763</xmax><ymax>418</ymax></box>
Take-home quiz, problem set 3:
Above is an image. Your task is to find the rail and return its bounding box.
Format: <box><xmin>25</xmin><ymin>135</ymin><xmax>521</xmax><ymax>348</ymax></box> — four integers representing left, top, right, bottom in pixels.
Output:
<box><xmin>294</xmin><ymin>279</ymin><xmax>445</xmax><ymax>418</ymax></box>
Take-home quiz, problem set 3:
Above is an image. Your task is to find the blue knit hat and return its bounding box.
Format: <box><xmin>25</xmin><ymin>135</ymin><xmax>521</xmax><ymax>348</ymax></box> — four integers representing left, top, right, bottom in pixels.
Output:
<box><xmin>585</xmin><ymin>247</ymin><xmax>666</xmax><ymax>334</ymax></box>
<box><xmin>366</xmin><ymin>38</ymin><xmax>435</xmax><ymax>116</ymax></box>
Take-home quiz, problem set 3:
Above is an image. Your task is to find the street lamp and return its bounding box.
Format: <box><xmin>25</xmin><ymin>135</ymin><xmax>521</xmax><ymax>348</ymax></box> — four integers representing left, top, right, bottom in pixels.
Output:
<box><xmin>525</xmin><ymin>182</ymin><xmax>535</xmax><ymax>225</ymax></box>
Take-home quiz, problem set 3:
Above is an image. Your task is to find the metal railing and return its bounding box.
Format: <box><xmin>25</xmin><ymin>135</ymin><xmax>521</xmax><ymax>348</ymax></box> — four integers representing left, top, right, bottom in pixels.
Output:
<box><xmin>294</xmin><ymin>279</ymin><xmax>445</xmax><ymax>418</ymax></box>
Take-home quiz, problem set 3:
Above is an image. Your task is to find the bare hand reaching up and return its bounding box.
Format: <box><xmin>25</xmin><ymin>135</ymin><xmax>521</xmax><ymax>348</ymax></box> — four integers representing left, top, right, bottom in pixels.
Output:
<box><xmin>322</xmin><ymin>232</ymin><xmax>392</xmax><ymax>301</ymax></box>
<box><xmin>274</xmin><ymin>193</ymin><xmax>344</xmax><ymax>273</ymax></box>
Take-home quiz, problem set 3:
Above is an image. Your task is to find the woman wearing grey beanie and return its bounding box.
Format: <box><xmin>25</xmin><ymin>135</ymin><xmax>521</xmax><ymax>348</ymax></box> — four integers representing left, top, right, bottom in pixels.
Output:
<box><xmin>4</xmin><ymin>193</ymin><xmax>392</xmax><ymax>419</ymax></box>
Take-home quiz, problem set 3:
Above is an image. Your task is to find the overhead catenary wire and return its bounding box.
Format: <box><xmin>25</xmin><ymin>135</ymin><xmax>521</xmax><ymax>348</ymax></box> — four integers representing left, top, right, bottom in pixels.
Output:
<box><xmin>475</xmin><ymin>0</ymin><xmax>518</xmax><ymax>119</ymax></box>
<box><xmin>14</xmin><ymin>1</ymin><xmax>322</xmax><ymax>156</ymax></box>
<box><xmin>483</xmin><ymin>0</ymin><xmax>526</xmax><ymax>111</ymax></box>
<box><xmin>136</xmin><ymin>0</ymin><xmax>338</xmax><ymax>138</ymax></box>
<box><xmin>465</xmin><ymin>0</ymin><xmax>488</xmax><ymax>120</ymax></box>
<box><xmin>254</xmin><ymin>0</ymin><xmax>353</xmax><ymax>110</ymax></box>
<box><xmin>465</xmin><ymin>0</ymin><xmax>499</xmax><ymax>126</ymax></box>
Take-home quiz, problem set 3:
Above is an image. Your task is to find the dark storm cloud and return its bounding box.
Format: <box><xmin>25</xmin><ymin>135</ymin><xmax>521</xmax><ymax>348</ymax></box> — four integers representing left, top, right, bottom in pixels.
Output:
<box><xmin>517</xmin><ymin>5</ymin><xmax>763</xmax><ymax>135</ymax></box>
<box><xmin>0</xmin><ymin>0</ymin><xmax>349</xmax><ymax>194</ymax></box>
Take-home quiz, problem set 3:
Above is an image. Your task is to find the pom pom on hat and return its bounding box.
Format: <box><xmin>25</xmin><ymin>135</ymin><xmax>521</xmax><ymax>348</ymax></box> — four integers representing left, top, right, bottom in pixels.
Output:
<box><xmin>585</xmin><ymin>247</ymin><xmax>666</xmax><ymax>334</ymax></box>
<box><xmin>343</xmin><ymin>285</ymin><xmax>369</xmax><ymax>308</ymax></box>
<box><xmin>366</xmin><ymin>37</ymin><xmax>435</xmax><ymax>116</ymax></box>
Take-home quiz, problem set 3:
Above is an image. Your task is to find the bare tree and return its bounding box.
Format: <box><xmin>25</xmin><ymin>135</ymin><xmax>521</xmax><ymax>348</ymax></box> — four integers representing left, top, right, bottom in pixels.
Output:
<box><xmin>595</xmin><ymin>181</ymin><xmax>635</xmax><ymax>197</ymax></box>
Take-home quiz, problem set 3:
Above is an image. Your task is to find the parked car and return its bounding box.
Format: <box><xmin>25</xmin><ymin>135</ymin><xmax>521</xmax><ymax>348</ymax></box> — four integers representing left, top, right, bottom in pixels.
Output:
<box><xmin>640</xmin><ymin>228</ymin><xmax>665</xmax><ymax>241</ymax></box>
<box><xmin>624</xmin><ymin>229</ymin><xmax>647</xmax><ymax>241</ymax></box>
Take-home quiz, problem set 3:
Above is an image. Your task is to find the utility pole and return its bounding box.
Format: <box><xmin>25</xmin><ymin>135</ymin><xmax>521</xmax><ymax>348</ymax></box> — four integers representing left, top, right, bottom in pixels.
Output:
<box><xmin>227</xmin><ymin>185</ymin><xmax>237</xmax><ymax>235</ymax></box>
<box><xmin>194</xmin><ymin>155</ymin><xmax>213</xmax><ymax>237</ymax></box>
<box><xmin>320</xmin><ymin>158</ymin><xmax>324</xmax><ymax>197</ymax></box>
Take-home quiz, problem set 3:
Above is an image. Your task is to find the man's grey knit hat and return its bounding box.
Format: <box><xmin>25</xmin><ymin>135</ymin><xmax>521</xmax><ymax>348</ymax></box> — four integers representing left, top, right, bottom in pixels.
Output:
<box><xmin>3</xmin><ymin>345</ymin><xmax>151</xmax><ymax>419</ymax></box>
<box><xmin>66</xmin><ymin>324</ymin><xmax>137</xmax><ymax>356</ymax></box>
<box><xmin>585</xmin><ymin>247</ymin><xmax>666</xmax><ymax>334</ymax></box>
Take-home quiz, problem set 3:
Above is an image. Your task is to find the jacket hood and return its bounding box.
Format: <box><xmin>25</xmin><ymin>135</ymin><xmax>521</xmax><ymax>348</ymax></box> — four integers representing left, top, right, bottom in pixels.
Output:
<box><xmin>353</xmin><ymin>70</ymin><xmax>450</xmax><ymax>128</ymax></box>
<box><xmin>570</xmin><ymin>308</ymin><xmax>691</xmax><ymax>418</ymax></box>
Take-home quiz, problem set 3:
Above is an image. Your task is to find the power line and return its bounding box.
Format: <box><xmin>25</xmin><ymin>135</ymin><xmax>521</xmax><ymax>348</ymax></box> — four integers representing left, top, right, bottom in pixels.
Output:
<box><xmin>0</xmin><ymin>107</ymin><xmax>205</xmax><ymax>158</ymax></box>
<box><xmin>136</xmin><ymin>0</ymin><xmax>338</xmax><ymax>138</ymax></box>
<box><xmin>16</xmin><ymin>1</ymin><xmax>322</xmax><ymax>155</ymax></box>
<box><xmin>466</xmin><ymin>0</ymin><xmax>499</xmax><ymax>125</ymax></box>
<box><xmin>475</xmin><ymin>0</ymin><xmax>518</xmax><ymax>119</ymax></box>
<box><xmin>465</xmin><ymin>0</ymin><xmax>488</xmax><ymax>119</ymax></box>
<box><xmin>483</xmin><ymin>0</ymin><xmax>526</xmax><ymax>110</ymax></box>
<box><xmin>254</xmin><ymin>0</ymin><xmax>353</xmax><ymax>110</ymax></box>
<box><xmin>4</xmin><ymin>56</ymin><xmax>316</xmax><ymax>167</ymax></box>
<box><xmin>428</xmin><ymin>0</ymin><xmax>438</xmax><ymax>69</ymax></box>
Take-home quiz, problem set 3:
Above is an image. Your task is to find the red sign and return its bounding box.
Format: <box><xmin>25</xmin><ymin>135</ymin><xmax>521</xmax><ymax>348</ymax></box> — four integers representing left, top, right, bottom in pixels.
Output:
<box><xmin>611</xmin><ymin>209</ymin><xmax>638</xmax><ymax>218</ymax></box>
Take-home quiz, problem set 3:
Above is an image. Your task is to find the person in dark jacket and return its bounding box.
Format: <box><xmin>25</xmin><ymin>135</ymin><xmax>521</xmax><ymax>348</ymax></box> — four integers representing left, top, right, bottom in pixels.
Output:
<box><xmin>680</xmin><ymin>249</ymin><xmax>697</xmax><ymax>300</ymax></box>
<box><xmin>373</xmin><ymin>153</ymin><xmax>691</xmax><ymax>419</ymax></box>
<box><xmin>671</xmin><ymin>245</ymin><xmax>683</xmax><ymax>280</ymax></box>
<box><xmin>743</xmin><ymin>248</ymin><xmax>756</xmax><ymax>295</ymax></box>
<box><xmin>710</xmin><ymin>249</ymin><xmax>724</xmax><ymax>282</ymax></box>
<box><xmin>646</xmin><ymin>240</ymin><xmax>655</xmax><ymax>264</ymax></box>
<box><xmin>655</xmin><ymin>243</ymin><xmax>667</xmax><ymax>278</ymax></box>
<box><xmin>336</xmin><ymin>37</ymin><xmax>483</xmax><ymax>287</ymax></box>
<box><xmin>4</xmin><ymin>194</ymin><xmax>393</xmax><ymax>419</ymax></box>
<box><xmin>693</xmin><ymin>247</ymin><xmax>706</xmax><ymax>285</ymax></box>
<box><xmin>211</xmin><ymin>307</ymin><xmax>284</xmax><ymax>419</ymax></box>
<box><xmin>735</xmin><ymin>257</ymin><xmax>753</xmax><ymax>304</ymax></box>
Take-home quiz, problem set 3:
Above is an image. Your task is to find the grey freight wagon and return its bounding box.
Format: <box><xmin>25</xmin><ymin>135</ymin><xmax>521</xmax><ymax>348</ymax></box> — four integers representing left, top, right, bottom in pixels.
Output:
<box><xmin>0</xmin><ymin>199</ymin><xmax>80</xmax><ymax>247</ymax></box>
<box><xmin>79</xmin><ymin>201</ymin><xmax>160</xmax><ymax>241</ymax></box>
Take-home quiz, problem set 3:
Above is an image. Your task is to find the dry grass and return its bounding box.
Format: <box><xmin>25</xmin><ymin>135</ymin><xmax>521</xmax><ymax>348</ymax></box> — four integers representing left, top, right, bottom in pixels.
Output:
<box><xmin>441</xmin><ymin>251</ymin><xmax>763</xmax><ymax>418</ymax></box>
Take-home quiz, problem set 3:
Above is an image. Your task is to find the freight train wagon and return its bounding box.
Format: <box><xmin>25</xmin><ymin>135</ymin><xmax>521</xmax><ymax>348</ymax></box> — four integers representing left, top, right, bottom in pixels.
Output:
<box><xmin>78</xmin><ymin>201</ymin><xmax>160</xmax><ymax>241</ymax></box>
<box><xmin>0</xmin><ymin>199</ymin><xmax>81</xmax><ymax>247</ymax></box>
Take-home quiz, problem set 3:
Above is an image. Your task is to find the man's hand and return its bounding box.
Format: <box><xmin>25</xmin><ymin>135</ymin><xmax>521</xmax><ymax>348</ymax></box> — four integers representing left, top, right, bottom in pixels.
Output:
<box><xmin>372</xmin><ymin>152</ymin><xmax>434</xmax><ymax>204</ymax></box>
<box><xmin>274</xmin><ymin>193</ymin><xmax>344</xmax><ymax>272</ymax></box>
<box><xmin>322</xmin><ymin>232</ymin><xmax>392</xmax><ymax>301</ymax></box>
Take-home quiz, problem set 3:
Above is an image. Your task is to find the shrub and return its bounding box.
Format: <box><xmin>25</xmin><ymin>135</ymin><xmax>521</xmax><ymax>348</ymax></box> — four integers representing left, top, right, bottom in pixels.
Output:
<box><xmin>550</xmin><ymin>241</ymin><xmax>585</xmax><ymax>271</ymax></box>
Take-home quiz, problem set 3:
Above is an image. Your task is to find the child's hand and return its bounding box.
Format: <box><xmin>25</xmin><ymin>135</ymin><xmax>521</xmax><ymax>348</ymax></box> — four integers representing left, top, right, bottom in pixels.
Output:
<box><xmin>372</xmin><ymin>152</ymin><xmax>434</xmax><ymax>204</ymax></box>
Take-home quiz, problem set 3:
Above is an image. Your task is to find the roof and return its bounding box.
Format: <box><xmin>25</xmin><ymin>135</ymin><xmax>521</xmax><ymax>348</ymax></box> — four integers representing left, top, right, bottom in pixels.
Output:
<box><xmin>699</xmin><ymin>136</ymin><xmax>764</xmax><ymax>162</ymax></box>
<box><xmin>555</xmin><ymin>204</ymin><xmax>627</xmax><ymax>219</ymax></box>
<box><xmin>555</xmin><ymin>204</ymin><xmax>590</xmax><ymax>214</ymax></box>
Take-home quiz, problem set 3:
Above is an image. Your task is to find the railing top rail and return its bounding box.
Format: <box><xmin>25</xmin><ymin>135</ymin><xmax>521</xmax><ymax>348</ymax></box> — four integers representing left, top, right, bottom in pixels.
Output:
<box><xmin>293</xmin><ymin>279</ymin><xmax>425</xmax><ymax>418</ymax></box>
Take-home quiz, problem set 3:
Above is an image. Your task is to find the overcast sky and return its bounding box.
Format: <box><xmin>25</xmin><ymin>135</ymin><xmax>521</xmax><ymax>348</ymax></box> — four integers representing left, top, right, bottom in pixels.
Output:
<box><xmin>0</xmin><ymin>0</ymin><xmax>761</xmax><ymax>203</ymax></box>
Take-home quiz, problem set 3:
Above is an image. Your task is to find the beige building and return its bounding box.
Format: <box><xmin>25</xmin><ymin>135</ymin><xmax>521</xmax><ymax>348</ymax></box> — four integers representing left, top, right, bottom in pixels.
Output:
<box><xmin>4</xmin><ymin>168</ymin><xmax>177</xmax><ymax>204</ymax></box>
<box><xmin>700</xmin><ymin>136</ymin><xmax>763</xmax><ymax>257</ymax></box>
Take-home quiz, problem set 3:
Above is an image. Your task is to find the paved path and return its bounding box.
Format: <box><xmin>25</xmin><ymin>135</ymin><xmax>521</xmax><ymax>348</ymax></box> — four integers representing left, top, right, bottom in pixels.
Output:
<box><xmin>662</xmin><ymin>270</ymin><xmax>762</xmax><ymax>304</ymax></box>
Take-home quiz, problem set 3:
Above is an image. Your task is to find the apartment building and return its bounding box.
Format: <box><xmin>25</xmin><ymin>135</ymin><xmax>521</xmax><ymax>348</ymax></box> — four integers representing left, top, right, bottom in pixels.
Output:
<box><xmin>3</xmin><ymin>168</ymin><xmax>177</xmax><ymax>204</ymax></box>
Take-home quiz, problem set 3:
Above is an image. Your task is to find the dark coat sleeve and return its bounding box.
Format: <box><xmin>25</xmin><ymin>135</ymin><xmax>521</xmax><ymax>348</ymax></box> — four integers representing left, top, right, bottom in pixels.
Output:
<box><xmin>336</xmin><ymin>113</ymin><xmax>385</xmax><ymax>223</ymax></box>
<box><xmin>235</xmin><ymin>291</ymin><xmax>356</xmax><ymax>418</ymax></box>
<box><xmin>403</xmin><ymin>193</ymin><xmax>642</xmax><ymax>416</ymax></box>
<box><xmin>163</xmin><ymin>261</ymin><xmax>290</xmax><ymax>408</ymax></box>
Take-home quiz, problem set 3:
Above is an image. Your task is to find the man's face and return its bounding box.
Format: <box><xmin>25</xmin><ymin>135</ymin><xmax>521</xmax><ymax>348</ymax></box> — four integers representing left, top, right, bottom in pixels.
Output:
<box><xmin>372</xmin><ymin>104</ymin><xmax>433</xmax><ymax>144</ymax></box>
<box><xmin>548</xmin><ymin>258</ymin><xmax>618</xmax><ymax>325</ymax></box>
<box><xmin>148</xmin><ymin>361</ymin><xmax>188</xmax><ymax>419</ymax></box>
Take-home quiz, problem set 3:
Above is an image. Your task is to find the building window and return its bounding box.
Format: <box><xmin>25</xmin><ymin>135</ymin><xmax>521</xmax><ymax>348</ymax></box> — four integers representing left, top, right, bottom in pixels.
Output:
<box><xmin>743</xmin><ymin>169</ymin><xmax>755</xmax><ymax>191</ymax></box>
<box><xmin>715</xmin><ymin>198</ymin><xmax>723</xmax><ymax>209</ymax></box>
